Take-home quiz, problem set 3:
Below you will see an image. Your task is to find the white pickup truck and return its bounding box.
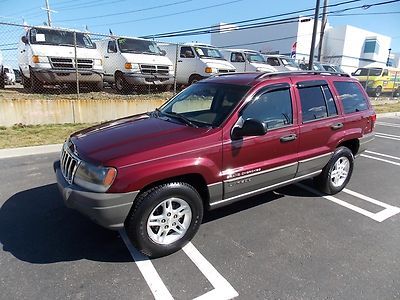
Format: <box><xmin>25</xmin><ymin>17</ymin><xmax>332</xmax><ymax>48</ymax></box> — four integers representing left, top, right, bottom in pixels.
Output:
<box><xmin>222</xmin><ymin>49</ymin><xmax>275</xmax><ymax>73</ymax></box>
<box><xmin>18</xmin><ymin>26</ymin><xmax>104</xmax><ymax>92</ymax></box>
<box><xmin>96</xmin><ymin>37</ymin><xmax>174</xmax><ymax>93</ymax></box>
<box><xmin>160</xmin><ymin>43</ymin><xmax>236</xmax><ymax>85</ymax></box>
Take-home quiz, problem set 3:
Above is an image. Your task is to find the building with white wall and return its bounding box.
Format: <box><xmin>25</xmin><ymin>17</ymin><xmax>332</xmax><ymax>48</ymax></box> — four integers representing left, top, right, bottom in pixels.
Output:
<box><xmin>211</xmin><ymin>18</ymin><xmax>393</xmax><ymax>73</ymax></box>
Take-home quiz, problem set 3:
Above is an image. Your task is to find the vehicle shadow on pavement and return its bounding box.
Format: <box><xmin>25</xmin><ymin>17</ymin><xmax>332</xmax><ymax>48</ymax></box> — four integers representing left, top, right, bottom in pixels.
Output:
<box><xmin>0</xmin><ymin>183</ymin><xmax>132</xmax><ymax>264</ymax></box>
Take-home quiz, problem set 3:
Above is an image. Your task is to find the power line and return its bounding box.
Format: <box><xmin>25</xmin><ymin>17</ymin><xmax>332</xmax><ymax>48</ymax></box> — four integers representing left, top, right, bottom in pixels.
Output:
<box><xmin>58</xmin><ymin>0</ymin><xmax>194</xmax><ymax>22</ymax></box>
<box><xmin>330</xmin><ymin>11</ymin><xmax>400</xmax><ymax>16</ymax></box>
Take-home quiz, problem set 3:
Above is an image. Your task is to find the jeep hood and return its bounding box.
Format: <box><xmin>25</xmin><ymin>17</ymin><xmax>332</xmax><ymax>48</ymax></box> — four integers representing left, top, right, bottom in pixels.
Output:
<box><xmin>69</xmin><ymin>114</ymin><xmax>210</xmax><ymax>165</ymax></box>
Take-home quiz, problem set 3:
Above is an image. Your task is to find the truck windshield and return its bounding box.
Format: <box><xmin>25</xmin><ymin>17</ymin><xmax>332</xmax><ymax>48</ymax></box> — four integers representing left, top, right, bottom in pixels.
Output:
<box><xmin>353</xmin><ymin>68</ymin><xmax>382</xmax><ymax>76</ymax></box>
<box><xmin>159</xmin><ymin>83</ymin><xmax>249</xmax><ymax>127</ymax></box>
<box><xmin>194</xmin><ymin>47</ymin><xmax>225</xmax><ymax>60</ymax></box>
<box><xmin>245</xmin><ymin>52</ymin><xmax>266</xmax><ymax>63</ymax></box>
<box><xmin>29</xmin><ymin>28</ymin><xmax>95</xmax><ymax>49</ymax></box>
<box><xmin>281</xmin><ymin>58</ymin><xmax>299</xmax><ymax>68</ymax></box>
<box><xmin>118</xmin><ymin>38</ymin><xmax>160</xmax><ymax>55</ymax></box>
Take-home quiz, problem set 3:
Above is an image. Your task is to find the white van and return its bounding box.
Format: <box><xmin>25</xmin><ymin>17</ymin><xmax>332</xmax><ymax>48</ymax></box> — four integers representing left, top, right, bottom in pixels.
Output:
<box><xmin>160</xmin><ymin>43</ymin><xmax>236</xmax><ymax>85</ymax></box>
<box><xmin>0</xmin><ymin>50</ymin><xmax>4</xmax><ymax>89</ymax></box>
<box><xmin>262</xmin><ymin>55</ymin><xmax>300</xmax><ymax>71</ymax></box>
<box><xmin>222</xmin><ymin>49</ymin><xmax>275</xmax><ymax>73</ymax></box>
<box><xmin>96</xmin><ymin>37</ymin><xmax>174</xmax><ymax>93</ymax></box>
<box><xmin>3</xmin><ymin>66</ymin><xmax>16</xmax><ymax>85</ymax></box>
<box><xmin>18</xmin><ymin>26</ymin><xmax>104</xmax><ymax>92</ymax></box>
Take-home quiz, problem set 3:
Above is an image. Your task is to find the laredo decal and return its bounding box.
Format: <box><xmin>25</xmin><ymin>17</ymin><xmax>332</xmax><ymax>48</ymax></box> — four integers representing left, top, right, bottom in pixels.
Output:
<box><xmin>228</xmin><ymin>178</ymin><xmax>252</xmax><ymax>188</ymax></box>
<box><xmin>225</xmin><ymin>168</ymin><xmax>262</xmax><ymax>180</ymax></box>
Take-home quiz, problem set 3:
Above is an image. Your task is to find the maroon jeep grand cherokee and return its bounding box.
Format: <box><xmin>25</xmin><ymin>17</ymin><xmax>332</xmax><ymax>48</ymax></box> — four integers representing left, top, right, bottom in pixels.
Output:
<box><xmin>55</xmin><ymin>71</ymin><xmax>375</xmax><ymax>257</ymax></box>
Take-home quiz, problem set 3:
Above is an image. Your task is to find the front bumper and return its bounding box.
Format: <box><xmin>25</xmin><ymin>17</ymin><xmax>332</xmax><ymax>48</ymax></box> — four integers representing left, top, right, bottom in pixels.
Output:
<box><xmin>54</xmin><ymin>161</ymin><xmax>138</xmax><ymax>230</ymax></box>
<box><xmin>123</xmin><ymin>72</ymin><xmax>174</xmax><ymax>86</ymax></box>
<box><xmin>32</xmin><ymin>67</ymin><xmax>103</xmax><ymax>84</ymax></box>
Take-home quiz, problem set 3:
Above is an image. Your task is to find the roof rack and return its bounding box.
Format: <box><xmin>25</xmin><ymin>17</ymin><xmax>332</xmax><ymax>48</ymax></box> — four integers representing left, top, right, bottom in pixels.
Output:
<box><xmin>255</xmin><ymin>70</ymin><xmax>350</xmax><ymax>79</ymax></box>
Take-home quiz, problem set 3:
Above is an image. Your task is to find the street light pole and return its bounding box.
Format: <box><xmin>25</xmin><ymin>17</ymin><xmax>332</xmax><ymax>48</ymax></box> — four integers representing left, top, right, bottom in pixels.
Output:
<box><xmin>309</xmin><ymin>0</ymin><xmax>321</xmax><ymax>70</ymax></box>
<box><xmin>317</xmin><ymin>0</ymin><xmax>328</xmax><ymax>61</ymax></box>
<box><xmin>387</xmin><ymin>48</ymin><xmax>392</xmax><ymax>66</ymax></box>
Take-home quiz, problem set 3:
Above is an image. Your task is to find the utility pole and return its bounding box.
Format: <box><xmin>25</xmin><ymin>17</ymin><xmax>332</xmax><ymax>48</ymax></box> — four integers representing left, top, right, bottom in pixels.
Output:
<box><xmin>317</xmin><ymin>0</ymin><xmax>328</xmax><ymax>61</ymax></box>
<box><xmin>43</xmin><ymin>0</ymin><xmax>52</xmax><ymax>26</ymax></box>
<box><xmin>308</xmin><ymin>0</ymin><xmax>321</xmax><ymax>70</ymax></box>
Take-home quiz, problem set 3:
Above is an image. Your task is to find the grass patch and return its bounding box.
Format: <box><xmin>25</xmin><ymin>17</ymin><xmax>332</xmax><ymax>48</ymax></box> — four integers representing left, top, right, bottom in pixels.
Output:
<box><xmin>372</xmin><ymin>100</ymin><xmax>400</xmax><ymax>113</ymax></box>
<box><xmin>0</xmin><ymin>123</ymin><xmax>95</xmax><ymax>149</ymax></box>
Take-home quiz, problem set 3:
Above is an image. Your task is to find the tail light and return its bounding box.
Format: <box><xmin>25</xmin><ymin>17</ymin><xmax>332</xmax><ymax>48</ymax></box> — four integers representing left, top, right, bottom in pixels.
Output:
<box><xmin>370</xmin><ymin>113</ymin><xmax>376</xmax><ymax>129</ymax></box>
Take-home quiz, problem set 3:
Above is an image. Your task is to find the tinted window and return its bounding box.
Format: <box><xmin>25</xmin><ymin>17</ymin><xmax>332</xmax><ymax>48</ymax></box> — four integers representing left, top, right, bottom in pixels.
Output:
<box><xmin>231</xmin><ymin>52</ymin><xmax>245</xmax><ymax>62</ymax></box>
<box><xmin>299</xmin><ymin>86</ymin><xmax>337</xmax><ymax>122</ymax></box>
<box><xmin>107</xmin><ymin>41</ymin><xmax>117</xmax><ymax>53</ymax></box>
<box><xmin>266</xmin><ymin>57</ymin><xmax>280</xmax><ymax>66</ymax></box>
<box><xmin>180</xmin><ymin>46</ymin><xmax>195</xmax><ymax>58</ymax></box>
<box><xmin>333</xmin><ymin>81</ymin><xmax>368</xmax><ymax>114</ymax></box>
<box><xmin>242</xmin><ymin>89</ymin><xmax>293</xmax><ymax>129</ymax></box>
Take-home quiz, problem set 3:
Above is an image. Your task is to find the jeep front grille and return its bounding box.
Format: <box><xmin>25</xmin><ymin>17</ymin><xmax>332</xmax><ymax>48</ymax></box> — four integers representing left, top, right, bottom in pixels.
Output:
<box><xmin>140</xmin><ymin>64</ymin><xmax>170</xmax><ymax>76</ymax></box>
<box><xmin>60</xmin><ymin>144</ymin><xmax>80</xmax><ymax>184</ymax></box>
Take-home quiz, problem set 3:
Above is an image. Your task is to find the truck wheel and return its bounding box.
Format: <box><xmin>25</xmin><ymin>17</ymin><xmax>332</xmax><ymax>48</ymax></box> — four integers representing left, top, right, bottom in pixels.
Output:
<box><xmin>189</xmin><ymin>74</ymin><xmax>202</xmax><ymax>85</ymax></box>
<box><xmin>21</xmin><ymin>70</ymin><xmax>31</xmax><ymax>89</ymax></box>
<box><xmin>394</xmin><ymin>88</ymin><xmax>400</xmax><ymax>97</ymax></box>
<box><xmin>314</xmin><ymin>147</ymin><xmax>354</xmax><ymax>195</ymax></box>
<box><xmin>30</xmin><ymin>71</ymin><xmax>43</xmax><ymax>93</ymax></box>
<box><xmin>115</xmin><ymin>72</ymin><xmax>129</xmax><ymax>93</ymax></box>
<box><xmin>124</xmin><ymin>182</ymin><xmax>203</xmax><ymax>258</ymax></box>
<box><xmin>373</xmin><ymin>86</ymin><xmax>382</xmax><ymax>97</ymax></box>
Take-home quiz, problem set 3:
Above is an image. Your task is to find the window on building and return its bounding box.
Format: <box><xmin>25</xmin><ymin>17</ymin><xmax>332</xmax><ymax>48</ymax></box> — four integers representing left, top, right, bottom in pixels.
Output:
<box><xmin>363</xmin><ymin>39</ymin><xmax>380</xmax><ymax>54</ymax></box>
<box><xmin>241</xmin><ymin>88</ymin><xmax>293</xmax><ymax>130</ymax></box>
<box><xmin>333</xmin><ymin>81</ymin><xmax>368</xmax><ymax>114</ymax></box>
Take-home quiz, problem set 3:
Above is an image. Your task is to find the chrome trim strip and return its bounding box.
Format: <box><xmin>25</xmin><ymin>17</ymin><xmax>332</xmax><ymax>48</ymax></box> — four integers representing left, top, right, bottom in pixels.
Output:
<box><xmin>299</xmin><ymin>152</ymin><xmax>333</xmax><ymax>163</ymax></box>
<box><xmin>224</xmin><ymin>162</ymin><xmax>298</xmax><ymax>183</ymax></box>
<box><xmin>210</xmin><ymin>170</ymin><xmax>322</xmax><ymax>207</ymax></box>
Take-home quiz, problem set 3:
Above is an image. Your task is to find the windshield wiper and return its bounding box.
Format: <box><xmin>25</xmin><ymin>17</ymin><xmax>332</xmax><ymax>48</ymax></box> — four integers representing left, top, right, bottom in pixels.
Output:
<box><xmin>162</xmin><ymin>111</ymin><xmax>198</xmax><ymax>128</ymax></box>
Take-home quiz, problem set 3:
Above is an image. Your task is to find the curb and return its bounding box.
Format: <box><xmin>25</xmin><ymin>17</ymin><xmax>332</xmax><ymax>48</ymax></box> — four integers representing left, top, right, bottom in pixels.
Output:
<box><xmin>0</xmin><ymin>144</ymin><xmax>62</xmax><ymax>159</ymax></box>
<box><xmin>377</xmin><ymin>112</ymin><xmax>400</xmax><ymax>118</ymax></box>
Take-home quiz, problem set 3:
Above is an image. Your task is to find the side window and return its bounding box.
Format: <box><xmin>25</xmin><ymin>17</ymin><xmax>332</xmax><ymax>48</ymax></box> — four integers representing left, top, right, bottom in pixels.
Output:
<box><xmin>107</xmin><ymin>41</ymin><xmax>117</xmax><ymax>53</ymax></box>
<box><xmin>382</xmin><ymin>69</ymin><xmax>388</xmax><ymax>76</ymax></box>
<box><xmin>231</xmin><ymin>52</ymin><xmax>245</xmax><ymax>62</ymax></box>
<box><xmin>241</xmin><ymin>89</ymin><xmax>293</xmax><ymax>130</ymax></box>
<box><xmin>267</xmin><ymin>57</ymin><xmax>280</xmax><ymax>66</ymax></box>
<box><xmin>333</xmin><ymin>81</ymin><xmax>369</xmax><ymax>114</ymax></box>
<box><xmin>299</xmin><ymin>85</ymin><xmax>337</xmax><ymax>122</ymax></box>
<box><xmin>180</xmin><ymin>46</ymin><xmax>195</xmax><ymax>58</ymax></box>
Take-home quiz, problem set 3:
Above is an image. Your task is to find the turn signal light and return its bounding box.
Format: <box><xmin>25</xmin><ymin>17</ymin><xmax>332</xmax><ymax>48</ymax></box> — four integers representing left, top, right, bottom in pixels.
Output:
<box><xmin>205</xmin><ymin>67</ymin><xmax>213</xmax><ymax>73</ymax></box>
<box><xmin>125</xmin><ymin>63</ymin><xmax>132</xmax><ymax>69</ymax></box>
<box><xmin>32</xmin><ymin>55</ymin><xmax>40</xmax><ymax>63</ymax></box>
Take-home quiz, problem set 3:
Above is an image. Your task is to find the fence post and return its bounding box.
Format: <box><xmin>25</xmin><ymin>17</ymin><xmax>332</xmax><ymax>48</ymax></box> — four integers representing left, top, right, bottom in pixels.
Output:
<box><xmin>365</xmin><ymin>68</ymin><xmax>370</xmax><ymax>93</ymax></box>
<box><xmin>73</xmin><ymin>31</ymin><xmax>79</xmax><ymax>100</ymax></box>
<box><xmin>391</xmin><ymin>71</ymin><xmax>398</xmax><ymax>98</ymax></box>
<box><xmin>173</xmin><ymin>43</ymin><xmax>179</xmax><ymax>95</ymax></box>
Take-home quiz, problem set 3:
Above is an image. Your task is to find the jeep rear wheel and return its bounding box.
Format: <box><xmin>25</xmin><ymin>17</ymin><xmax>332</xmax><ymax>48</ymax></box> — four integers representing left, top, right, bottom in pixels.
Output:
<box><xmin>124</xmin><ymin>182</ymin><xmax>203</xmax><ymax>258</ymax></box>
<box><xmin>314</xmin><ymin>147</ymin><xmax>354</xmax><ymax>195</ymax></box>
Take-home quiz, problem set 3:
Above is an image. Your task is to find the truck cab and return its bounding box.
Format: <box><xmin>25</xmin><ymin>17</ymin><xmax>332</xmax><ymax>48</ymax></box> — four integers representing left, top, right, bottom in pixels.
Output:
<box><xmin>222</xmin><ymin>49</ymin><xmax>275</xmax><ymax>73</ymax></box>
<box><xmin>95</xmin><ymin>38</ymin><xmax>174</xmax><ymax>93</ymax></box>
<box><xmin>160</xmin><ymin>43</ymin><xmax>236</xmax><ymax>85</ymax></box>
<box><xmin>18</xmin><ymin>26</ymin><xmax>104</xmax><ymax>92</ymax></box>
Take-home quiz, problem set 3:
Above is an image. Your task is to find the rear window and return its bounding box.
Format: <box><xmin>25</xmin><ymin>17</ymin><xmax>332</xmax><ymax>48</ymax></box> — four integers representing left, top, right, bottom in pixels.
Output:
<box><xmin>333</xmin><ymin>81</ymin><xmax>369</xmax><ymax>114</ymax></box>
<box><xmin>298</xmin><ymin>85</ymin><xmax>337</xmax><ymax>122</ymax></box>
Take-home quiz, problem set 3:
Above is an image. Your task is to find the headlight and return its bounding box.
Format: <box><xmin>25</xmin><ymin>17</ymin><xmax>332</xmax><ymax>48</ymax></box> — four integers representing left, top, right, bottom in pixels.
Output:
<box><xmin>125</xmin><ymin>62</ymin><xmax>140</xmax><ymax>71</ymax></box>
<box><xmin>93</xmin><ymin>59</ymin><xmax>102</xmax><ymax>66</ymax></box>
<box><xmin>32</xmin><ymin>55</ymin><xmax>48</xmax><ymax>63</ymax></box>
<box><xmin>74</xmin><ymin>161</ymin><xmax>117</xmax><ymax>192</ymax></box>
<box><xmin>205</xmin><ymin>66</ymin><xmax>217</xmax><ymax>74</ymax></box>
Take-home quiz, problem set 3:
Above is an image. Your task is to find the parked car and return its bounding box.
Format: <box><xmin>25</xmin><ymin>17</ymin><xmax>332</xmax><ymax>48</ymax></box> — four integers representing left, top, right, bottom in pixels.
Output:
<box><xmin>18</xmin><ymin>26</ymin><xmax>104</xmax><ymax>92</ymax></box>
<box><xmin>0</xmin><ymin>50</ymin><xmax>4</xmax><ymax>89</ymax></box>
<box><xmin>13</xmin><ymin>69</ymin><xmax>22</xmax><ymax>83</ymax></box>
<box><xmin>262</xmin><ymin>54</ymin><xmax>300</xmax><ymax>71</ymax></box>
<box><xmin>222</xmin><ymin>49</ymin><xmax>275</xmax><ymax>73</ymax></box>
<box><xmin>3</xmin><ymin>66</ymin><xmax>16</xmax><ymax>85</ymax></box>
<box><xmin>321</xmin><ymin>63</ymin><xmax>346</xmax><ymax>73</ymax></box>
<box><xmin>95</xmin><ymin>37</ymin><xmax>174</xmax><ymax>93</ymax></box>
<box><xmin>298</xmin><ymin>61</ymin><xmax>325</xmax><ymax>71</ymax></box>
<box><xmin>55</xmin><ymin>71</ymin><xmax>376</xmax><ymax>258</ymax></box>
<box><xmin>159</xmin><ymin>43</ymin><xmax>236</xmax><ymax>85</ymax></box>
<box><xmin>351</xmin><ymin>66</ymin><xmax>400</xmax><ymax>97</ymax></box>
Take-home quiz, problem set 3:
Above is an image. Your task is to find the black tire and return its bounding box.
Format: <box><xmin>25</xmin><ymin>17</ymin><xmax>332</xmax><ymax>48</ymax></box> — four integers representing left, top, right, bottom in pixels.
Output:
<box><xmin>115</xmin><ymin>72</ymin><xmax>130</xmax><ymax>93</ymax></box>
<box><xmin>188</xmin><ymin>74</ymin><xmax>202</xmax><ymax>85</ymax></box>
<box><xmin>30</xmin><ymin>71</ymin><xmax>43</xmax><ymax>93</ymax></box>
<box><xmin>314</xmin><ymin>146</ymin><xmax>354</xmax><ymax>195</ymax></box>
<box><xmin>0</xmin><ymin>74</ymin><xmax>4</xmax><ymax>89</ymax></box>
<box><xmin>373</xmin><ymin>86</ymin><xmax>382</xmax><ymax>97</ymax></box>
<box><xmin>21</xmin><ymin>70</ymin><xmax>31</xmax><ymax>89</ymax></box>
<box><xmin>394</xmin><ymin>88</ymin><xmax>400</xmax><ymax>98</ymax></box>
<box><xmin>124</xmin><ymin>182</ymin><xmax>203</xmax><ymax>258</ymax></box>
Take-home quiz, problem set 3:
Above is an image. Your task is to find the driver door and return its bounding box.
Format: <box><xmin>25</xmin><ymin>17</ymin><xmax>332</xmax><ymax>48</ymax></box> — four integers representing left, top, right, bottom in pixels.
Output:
<box><xmin>222</xmin><ymin>81</ymin><xmax>299</xmax><ymax>200</ymax></box>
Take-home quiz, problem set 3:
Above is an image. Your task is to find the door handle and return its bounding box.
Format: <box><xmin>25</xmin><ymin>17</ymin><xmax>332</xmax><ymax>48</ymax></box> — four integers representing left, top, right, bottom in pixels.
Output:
<box><xmin>331</xmin><ymin>123</ymin><xmax>344</xmax><ymax>130</ymax></box>
<box><xmin>280</xmin><ymin>134</ymin><xmax>297</xmax><ymax>143</ymax></box>
<box><xmin>178</xmin><ymin>60</ymin><xmax>183</xmax><ymax>62</ymax></box>
<box><xmin>104</xmin><ymin>56</ymin><xmax>109</xmax><ymax>58</ymax></box>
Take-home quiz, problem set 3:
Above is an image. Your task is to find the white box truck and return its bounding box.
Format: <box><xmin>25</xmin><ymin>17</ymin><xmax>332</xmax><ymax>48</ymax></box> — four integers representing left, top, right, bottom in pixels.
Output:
<box><xmin>18</xmin><ymin>26</ymin><xmax>104</xmax><ymax>92</ymax></box>
<box><xmin>222</xmin><ymin>49</ymin><xmax>276</xmax><ymax>73</ymax></box>
<box><xmin>160</xmin><ymin>43</ymin><xmax>236</xmax><ymax>85</ymax></box>
<box><xmin>95</xmin><ymin>37</ymin><xmax>174</xmax><ymax>93</ymax></box>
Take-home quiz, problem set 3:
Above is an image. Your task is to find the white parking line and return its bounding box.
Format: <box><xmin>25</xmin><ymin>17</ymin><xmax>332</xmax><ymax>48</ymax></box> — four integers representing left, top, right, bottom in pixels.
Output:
<box><xmin>296</xmin><ymin>183</ymin><xmax>400</xmax><ymax>222</ymax></box>
<box><xmin>360</xmin><ymin>154</ymin><xmax>400</xmax><ymax>167</ymax></box>
<box><xmin>183</xmin><ymin>242</ymin><xmax>239</xmax><ymax>300</ymax></box>
<box><xmin>365</xmin><ymin>150</ymin><xmax>400</xmax><ymax>161</ymax></box>
<box><xmin>119</xmin><ymin>230</ymin><xmax>238</xmax><ymax>300</ymax></box>
<box><xmin>119</xmin><ymin>230</ymin><xmax>174</xmax><ymax>300</ymax></box>
<box><xmin>376</xmin><ymin>121</ymin><xmax>400</xmax><ymax>128</ymax></box>
<box><xmin>375</xmin><ymin>134</ymin><xmax>400</xmax><ymax>142</ymax></box>
<box><xmin>375</xmin><ymin>132</ymin><xmax>400</xmax><ymax>139</ymax></box>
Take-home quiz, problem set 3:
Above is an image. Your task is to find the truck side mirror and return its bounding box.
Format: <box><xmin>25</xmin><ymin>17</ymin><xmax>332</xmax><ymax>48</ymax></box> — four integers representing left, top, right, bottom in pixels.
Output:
<box><xmin>21</xmin><ymin>36</ymin><xmax>28</xmax><ymax>44</ymax></box>
<box><xmin>160</xmin><ymin>49</ymin><xmax>166</xmax><ymax>56</ymax></box>
<box><xmin>351</xmin><ymin>72</ymin><xmax>355</xmax><ymax>76</ymax></box>
<box><xmin>231</xmin><ymin>118</ymin><xmax>267</xmax><ymax>140</ymax></box>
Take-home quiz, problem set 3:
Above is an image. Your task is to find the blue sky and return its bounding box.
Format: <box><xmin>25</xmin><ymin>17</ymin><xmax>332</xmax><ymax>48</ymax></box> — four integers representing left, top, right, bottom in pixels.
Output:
<box><xmin>1</xmin><ymin>0</ymin><xmax>399</xmax><ymax>67</ymax></box>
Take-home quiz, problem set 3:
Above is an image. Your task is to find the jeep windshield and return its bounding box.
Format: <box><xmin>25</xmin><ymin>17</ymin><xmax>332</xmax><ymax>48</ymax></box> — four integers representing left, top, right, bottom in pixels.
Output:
<box><xmin>29</xmin><ymin>28</ymin><xmax>95</xmax><ymax>49</ymax></box>
<box><xmin>158</xmin><ymin>83</ymin><xmax>249</xmax><ymax>127</ymax></box>
<box><xmin>353</xmin><ymin>68</ymin><xmax>382</xmax><ymax>76</ymax></box>
<box><xmin>118</xmin><ymin>38</ymin><xmax>161</xmax><ymax>55</ymax></box>
<box><xmin>245</xmin><ymin>52</ymin><xmax>266</xmax><ymax>63</ymax></box>
<box><xmin>194</xmin><ymin>46</ymin><xmax>225</xmax><ymax>60</ymax></box>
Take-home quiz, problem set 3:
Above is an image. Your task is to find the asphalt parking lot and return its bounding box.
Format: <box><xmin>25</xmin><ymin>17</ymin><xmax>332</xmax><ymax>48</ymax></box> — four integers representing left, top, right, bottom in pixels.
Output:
<box><xmin>1</xmin><ymin>116</ymin><xmax>400</xmax><ymax>300</ymax></box>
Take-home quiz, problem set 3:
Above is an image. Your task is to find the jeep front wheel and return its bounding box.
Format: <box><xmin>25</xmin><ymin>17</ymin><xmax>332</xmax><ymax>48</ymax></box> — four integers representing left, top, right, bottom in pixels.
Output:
<box><xmin>314</xmin><ymin>147</ymin><xmax>354</xmax><ymax>195</ymax></box>
<box><xmin>124</xmin><ymin>182</ymin><xmax>203</xmax><ymax>258</ymax></box>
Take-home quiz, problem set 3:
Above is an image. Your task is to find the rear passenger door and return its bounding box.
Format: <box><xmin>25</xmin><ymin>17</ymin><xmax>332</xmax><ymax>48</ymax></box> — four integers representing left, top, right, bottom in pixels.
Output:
<box><xmin>294</xmin><ymin>79</ymin><xmax>345</xmax><ymax>176</ymax></box>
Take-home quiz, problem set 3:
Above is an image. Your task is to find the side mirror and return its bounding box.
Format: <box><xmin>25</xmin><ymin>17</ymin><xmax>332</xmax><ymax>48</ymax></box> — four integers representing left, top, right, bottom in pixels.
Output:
<box><xmin>160</xmin><ymin>49</ymin><xmax>166</xmax><ymax>56</ymax></box>
<box><xmin>231</xmin><ymin>118</ymin><xmax>267</xmax><ymax>140</ymax></box>
<box><xmin>351</xmin><ymin>72</ymin><xmax>355</xmax><ymax>76</ymax></box>
<box><xmin>21</xmin><ymin>36</ymin><xmax>28</xmax><ymax>44</ymax></box>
